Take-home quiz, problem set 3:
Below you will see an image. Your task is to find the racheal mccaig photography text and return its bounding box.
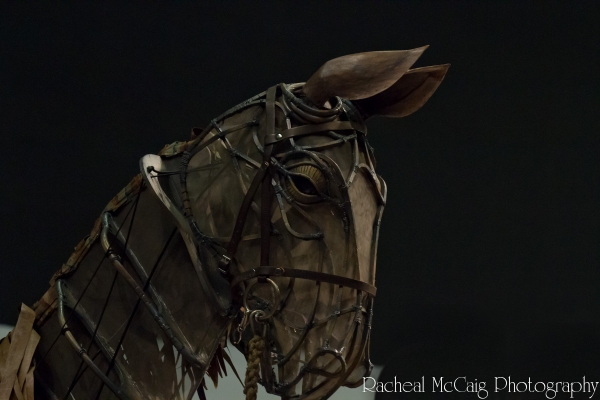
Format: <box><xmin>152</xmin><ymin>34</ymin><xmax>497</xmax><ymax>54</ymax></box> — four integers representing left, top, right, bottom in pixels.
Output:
<box><xmin>363</xmin><ymin>376</ymin><xmax>599</xmax><ymax>399</ymax></box>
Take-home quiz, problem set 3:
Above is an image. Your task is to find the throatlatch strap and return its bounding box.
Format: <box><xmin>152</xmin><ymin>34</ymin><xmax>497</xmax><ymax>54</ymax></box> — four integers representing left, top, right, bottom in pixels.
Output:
<box><xmin>225</xmin><ymin>85</ymin><xmax>278</xmax><ymax>268</ymax></box>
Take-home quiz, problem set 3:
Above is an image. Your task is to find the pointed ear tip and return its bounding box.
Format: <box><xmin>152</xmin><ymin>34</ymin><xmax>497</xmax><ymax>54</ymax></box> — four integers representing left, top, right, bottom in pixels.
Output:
<box><xmin>437</xmin><ymin>63</ymin><xmax>451</xmax><ymax>73</ymax></box>
<box><xmin>425</xmin><ymin>63</ymin><xmax>451</xmax><ymax>69</ymax></box>
<box><xmin>409</xmin><ymin>63</ymin><xmax>451</xmax><ymax>75</ymax></box>
<box><xmin>439</xmin><ymin>63</ymin><xmax>451</xmax><ymax>76</ymax></box>
<box><xmin>408</xmin><ymin>45</ymin><xmax>429</xmax><ymax>54</ymax></box>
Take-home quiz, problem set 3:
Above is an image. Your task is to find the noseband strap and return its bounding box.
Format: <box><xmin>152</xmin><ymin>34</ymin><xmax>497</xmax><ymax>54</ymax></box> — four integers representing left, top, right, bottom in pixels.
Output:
<box><xmin>230</xmin><ymin>266</ymin><xmax>377</xmax><ymax>297</ymax></box>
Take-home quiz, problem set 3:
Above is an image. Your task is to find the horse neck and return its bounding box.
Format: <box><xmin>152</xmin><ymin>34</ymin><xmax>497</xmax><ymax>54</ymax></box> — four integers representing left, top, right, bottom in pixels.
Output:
<box><xmin>35</xmin><ymin>184</ymin><xmax>222</xmax><ymax>399</ymax></box>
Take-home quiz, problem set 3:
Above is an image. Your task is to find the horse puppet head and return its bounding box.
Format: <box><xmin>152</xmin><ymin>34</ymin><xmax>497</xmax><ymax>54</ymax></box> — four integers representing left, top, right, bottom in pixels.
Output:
<box><xmin>142</xmin><ymin>47</ymin><xmax>448</xmax><ymax>399</ymax></box>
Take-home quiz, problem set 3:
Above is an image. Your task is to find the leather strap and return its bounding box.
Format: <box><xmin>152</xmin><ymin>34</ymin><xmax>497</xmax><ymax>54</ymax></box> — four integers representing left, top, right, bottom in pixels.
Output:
<box><xmin>260</xmin><ymin>86</ymin><xmax>276</xmax><ymax>267</ymax></box>
<box><xmin>0</xmin><ymin>304</ymin><xmax>38</xmax><ymax>400</ymax></box>
<box><xmin>231</xmin><ymin>266</ymin><xmax>377</xmax><ymax>297</ymax></box>
<box><xmin>225</xmin><ymin>86</ymin><xmax>277</xmax><ymax>269</ymax></box>
<box><xmin>264</xmin><ymin>121</ymin><xmax>365</xmax><ymax>145</ymax></box>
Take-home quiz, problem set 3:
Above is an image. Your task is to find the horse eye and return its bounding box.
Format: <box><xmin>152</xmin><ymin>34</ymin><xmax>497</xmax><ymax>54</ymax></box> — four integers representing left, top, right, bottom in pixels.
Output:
<box><xmin>290</xmin><ymin>175</ymin><xmax>317</xmax><ymax>195</ymax></box>
<box><xmin>285</xmin><ymin>165</ymin><xmax>326</xmax><ymax>204</ymax></box>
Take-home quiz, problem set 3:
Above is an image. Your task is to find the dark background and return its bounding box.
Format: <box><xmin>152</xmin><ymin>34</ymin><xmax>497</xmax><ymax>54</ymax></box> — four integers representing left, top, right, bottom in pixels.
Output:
<box><xmin>2</xmin><ymin>1</ymin><xmax>599</xmax><ymax>384</ymax></box>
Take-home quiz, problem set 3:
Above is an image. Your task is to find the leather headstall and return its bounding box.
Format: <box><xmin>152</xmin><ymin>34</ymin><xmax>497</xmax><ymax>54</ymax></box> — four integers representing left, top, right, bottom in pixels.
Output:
<box><xmin>177</xmin><ymin>85</ymin><xmax>377</xmax><ymax>301</ymax></box>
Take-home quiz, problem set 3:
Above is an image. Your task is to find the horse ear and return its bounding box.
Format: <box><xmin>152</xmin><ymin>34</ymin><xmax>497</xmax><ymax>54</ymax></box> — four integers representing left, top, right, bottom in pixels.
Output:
<box><xmin>352</xmin><ymin>64</ymin><xmax>450</xmax><ymax>119</ymax></box>
<box><xmin>302</xmin><ymin>47</ymin><xmax>428</xmax><ymax>106</ymax></box>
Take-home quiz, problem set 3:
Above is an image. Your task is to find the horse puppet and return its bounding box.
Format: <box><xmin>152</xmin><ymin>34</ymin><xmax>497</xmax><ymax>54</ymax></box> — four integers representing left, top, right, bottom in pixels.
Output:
<box><xmin>0</xmin><ymin>48</ymin><xmax>448</xmax><ymax>400</ymax></box>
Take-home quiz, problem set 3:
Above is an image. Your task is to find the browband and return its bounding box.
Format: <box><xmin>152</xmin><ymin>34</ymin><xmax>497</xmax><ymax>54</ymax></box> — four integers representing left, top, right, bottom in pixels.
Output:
<box><xmin>264</xmin><ymin>120</ymin><xmax>365</xmax><ymax>145</ymax></box>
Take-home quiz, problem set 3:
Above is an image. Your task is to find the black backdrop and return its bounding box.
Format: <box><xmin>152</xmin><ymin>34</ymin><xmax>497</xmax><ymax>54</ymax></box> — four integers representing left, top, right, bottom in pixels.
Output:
<box><xmin>2</xmin><ymin>1</ymin><xmax>599</xmax><ymax>386</ymax></box>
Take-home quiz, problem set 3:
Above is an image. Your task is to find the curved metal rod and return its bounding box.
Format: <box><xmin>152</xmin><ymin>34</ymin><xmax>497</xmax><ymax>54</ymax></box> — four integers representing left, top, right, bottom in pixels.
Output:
<box><xmin>311</xmin><ymin>152</ymin><xmax>354</xmax><ymax>232</ymax></box>
<box><xmin>281</xmin><ymin>134</ymin><xmax>356</xmax><ymax>154</ymax></box>
<box><xmin>188</xmin><ymin>92</ymin><xmax>267</xmax><ymax>149</ymax></box>
<box><xmin>277</xmin><ymin>276</ymin><xmax>295</xmax><ymax>312</ymax></box>
<box><xmin>355</xmin><ymin>163</ymin><xmax>386</xmax><ymax>205</ymax></box>
<box><xmin>311</xmin><ymin>304</ymin><xmax>366</xmax><ymax>328</ymax></box>
<box><xmin>369</xmin><ymin>177</ymin><xmax>387</xmax><ymax>284</ymax></box>
<box><xmin>222</xmin><ymin>135</ymin><xmax>249</xmax><ymax>192</ymax></box>
<box><xmin>304</xmin><ymin>348</ymin><xmax>347</xmax><ymax>378</ymax></box>
<box><xmin>59</xmin><ymin>281</ymin><xmax>133</xmax><ymax>395</ymax></box>
<box><xmin>343</xmin><ymin>298</ymin><xmax>375</xmax><ymax>388</ymax></box>
<box><xmin>344</xmin><ymin>332</ymin><xmax>374</xmax><ymax>388</ymax></box>
<box><xmin>188</xmin><ymin>119</ymin><xmax>261</xmax><ymax>159</ymax></box>
<box><xmin>323</xmin><ymin>292</ymin><xmax>364</xmax><ymax>387</ymax></box>
<box><xmin>286</xmin><ymin>99</ymin><xmax>338</xmax><ymax>124</ymax></box>
<box><xmin>274</xmin><ymin>191</ymin><xmax>323</xmax><ymax>240</ymax></box>
<box><xmin>319</xmin><ymin>323</ymin><xmax>362</xmax><ymax>399</ymax></box>
<box><xmin>280</xmin><ymin>83</ymin><xmax>343</xmax><ymax>117</ymax></box>
<box><xmin>276</xmin><ymin>241</ymin><xmax>325</xmax><ymax>366</ymax></box>
<box><xmin>100</xmin><ymin>213</ymin><xmax>206</xmax><ymax>369</ymax></box>
<box><xmin>321</xmin><ymin>285</ymin><xmax>344</xmax><ymax>348</ymax></box>
<box><xmin>334</xmin><ymin>296</ymin><xmax>374</xmax><ymax>391</ymax></box>
<box><xmin>346</xmin><ymin>136</ymin><xmax>360</xmax><ymax>186</ymax></box>
<box><xmin>275</xmin><ymin>281</ymin><xmax>321</xmax><ymax>367</ymax></box>
<box><xmin>147</xmin><ymin>162</ymin><xmax>223</xmax><ymax>177</ymax></box>
<box><xmin>281</xmin><ymin>97</ymin><xmax>312</xmax><ymax>125</ymax></box>
<box><xmin>252</xmin><ymin>125</ymin><xmax>264</xmax><ymax>153</ymax></box>
<box><xmin>230</xmin><ymin>148</ymin><xmax>261</xmax><ymax>169</ymax></box>
<box><xmin>344</xmin><ymin>292</ymin><xmax>365</xmax><ymax>345</ymax></box>
<box><xmin>56</xmin><ymin>280</ymin><xmax>130</xmax><ymax>400</ymax></box>
<box><xmin>275</xmin><ymin>347</ymin><xmax>347</xmax><ymax>396</ymax></box>
<box><xmin>280</xmin><ymin>316</ymin><xmax>369</xmax><ymax>400</ymax></box>
<box><xmin>359</xmin><ymin>134</ymin><xmax>377</xmax><ymax>171</ymax></box>
<box><xmin>107</xmin><ymin>215</ymin><xmax>165</xmax><ymax>316</ymax></box>
<box><xmin>322</xmin><ymin>299</ymin><xmax>368</xmax><ymax>397</ymax></box>
<box><xmin>220</xmin><ymin>135</ymin><xmax>264</xmax><ymax>224</ymax></box>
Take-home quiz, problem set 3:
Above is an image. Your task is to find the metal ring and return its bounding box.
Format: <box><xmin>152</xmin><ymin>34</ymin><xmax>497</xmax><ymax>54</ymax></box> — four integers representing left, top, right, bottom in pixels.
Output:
<box><xmin>243</xmin><ymin>278</ymin><xmax>281</xmax><ymax>321</ymax></box>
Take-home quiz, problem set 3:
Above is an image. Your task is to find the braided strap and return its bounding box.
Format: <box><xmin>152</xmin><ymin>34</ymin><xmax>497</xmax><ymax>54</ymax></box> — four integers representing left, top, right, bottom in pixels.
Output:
<box><xmin>244</xmin><ymin>334</ymin><xmax>265</xmax><ymax>400</ymax></box>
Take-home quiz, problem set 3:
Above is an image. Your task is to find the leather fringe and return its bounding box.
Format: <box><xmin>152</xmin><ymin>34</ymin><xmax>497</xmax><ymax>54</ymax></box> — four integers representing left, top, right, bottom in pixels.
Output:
<box><xmin>0</xmin><ymin>304</ymin><xmax>40</xmax><ymax>400</ymax></box>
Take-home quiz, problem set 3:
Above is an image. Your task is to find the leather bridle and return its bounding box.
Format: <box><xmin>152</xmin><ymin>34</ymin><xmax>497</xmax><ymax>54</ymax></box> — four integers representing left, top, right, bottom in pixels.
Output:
<box><xmin>179</xmin><ymin>85</ymin><xmax>377</xmax><ymax>295</ymax></box>
<box><xmin>178</xmin><ymin>84</ymin><xmax>383</xmax><ymax>397</ymax></box>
